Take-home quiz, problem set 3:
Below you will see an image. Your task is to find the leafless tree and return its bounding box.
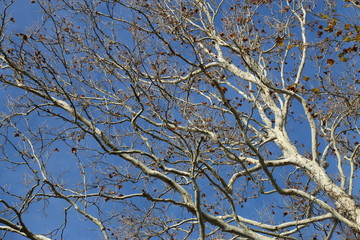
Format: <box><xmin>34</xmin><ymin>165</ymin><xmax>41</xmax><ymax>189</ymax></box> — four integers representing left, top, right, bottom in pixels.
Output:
<box><xmin>0</xmin><ymin>0</ymin><xmax>359</xmax><ymax>239</ymax></box>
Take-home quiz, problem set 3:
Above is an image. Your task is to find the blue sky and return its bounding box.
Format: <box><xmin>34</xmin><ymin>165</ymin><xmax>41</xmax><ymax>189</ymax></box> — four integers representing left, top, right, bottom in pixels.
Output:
<box><xmin>0</xmin><ymin>2</ymin><xmax>100</xmax><ymax>239</ymax></box>
<box><xmin>1</xmin><ymin>0</ymin><xmax>359</xmax><ymax>239</ymax></box>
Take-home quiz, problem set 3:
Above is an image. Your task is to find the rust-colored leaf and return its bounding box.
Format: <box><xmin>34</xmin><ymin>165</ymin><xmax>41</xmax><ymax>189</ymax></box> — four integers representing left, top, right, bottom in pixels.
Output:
<box><xmin>326</xmin><ymin>59</ymin><xmax>335</xmax><ymax>66</ymax></box>
<box><xmin>311</xmin><ymin>88</ymin><xmax>320</xmax><ymax>94</ymax></box>
<box><xmin>275</xmin><ymin>36</ymin><xmax>284</xmax><ymax>46</ymax></box>
<box><xmin>71</xmin><ymin>147</ymin><xmax>77</xmax><ymax>153</ymax></box>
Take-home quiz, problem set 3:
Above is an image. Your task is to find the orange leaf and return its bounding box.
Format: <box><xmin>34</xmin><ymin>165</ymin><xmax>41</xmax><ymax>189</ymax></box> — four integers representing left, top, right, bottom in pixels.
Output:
<box><xmin>326</xmin><ymin>59</ymin><xmax>335</xmax><ymax>66</ymax></box>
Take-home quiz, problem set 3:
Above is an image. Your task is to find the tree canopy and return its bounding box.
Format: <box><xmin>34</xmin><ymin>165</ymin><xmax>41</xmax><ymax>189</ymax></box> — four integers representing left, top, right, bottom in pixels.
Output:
<box><xmin>0</xmin><ymin>0</ymin><xmax>359</xmax><ymax>239</ymax></box>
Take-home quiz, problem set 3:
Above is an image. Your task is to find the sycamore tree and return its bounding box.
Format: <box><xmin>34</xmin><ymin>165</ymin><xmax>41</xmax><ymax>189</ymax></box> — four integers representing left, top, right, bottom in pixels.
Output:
<box><xmin>0</xmin><ymin>0</ymin><xmax>359</xmax><ymax>239</ymax></box>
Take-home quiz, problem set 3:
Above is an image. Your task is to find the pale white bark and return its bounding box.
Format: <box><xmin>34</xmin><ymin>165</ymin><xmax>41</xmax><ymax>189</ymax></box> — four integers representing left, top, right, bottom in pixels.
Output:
<box><xmin>0</xmin><ymin>0</ymin><xmax>359</xmax><ymax>239</ymax></box>
<box><xmin>0</xmin><ymin>226</ymin><xmax>51</xmax><ymax>240</ymax></box>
